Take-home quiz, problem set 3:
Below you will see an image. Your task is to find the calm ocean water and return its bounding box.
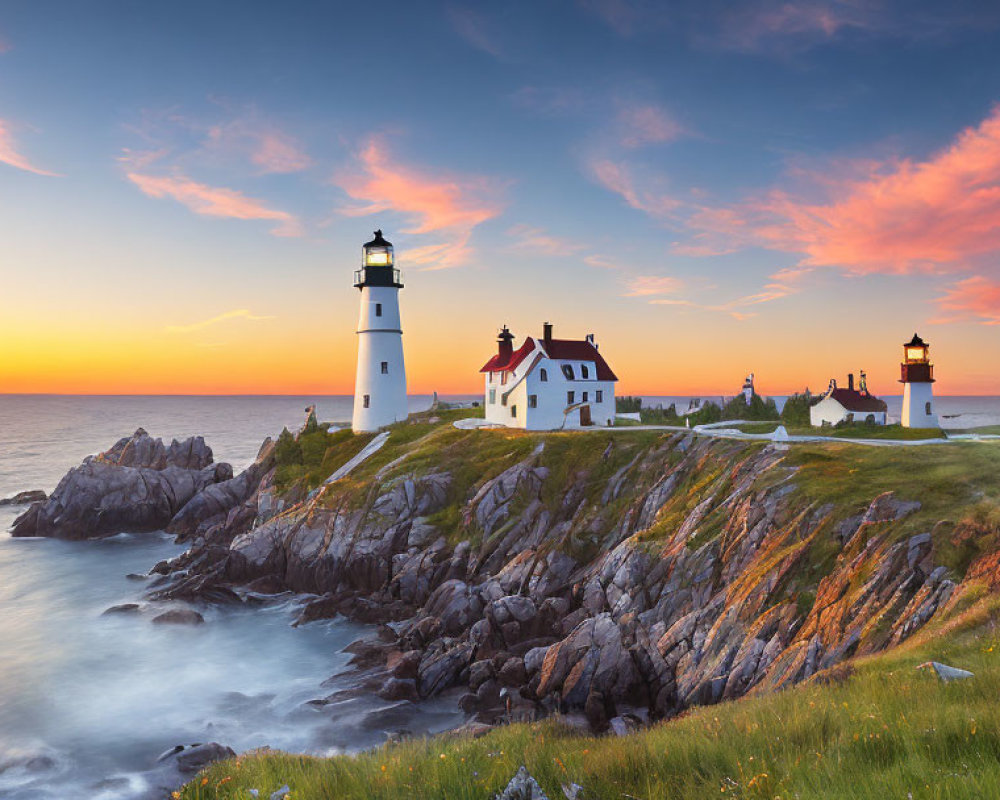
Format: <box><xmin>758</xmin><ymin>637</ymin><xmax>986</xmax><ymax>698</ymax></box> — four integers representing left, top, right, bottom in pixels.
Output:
<box><xmin>0</xmin><ymin>394</ymin><xmax>472</xmax><ymax>800</ymax></box>
<box><xmin>0</xmin><ymin>392</ymin><xmax>997</xmax><ymax>798</ymax></box>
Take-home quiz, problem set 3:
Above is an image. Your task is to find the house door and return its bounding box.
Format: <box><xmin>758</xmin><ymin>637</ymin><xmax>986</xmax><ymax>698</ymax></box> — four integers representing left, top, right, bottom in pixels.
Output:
<box><xmin>579</xmin><ymin>405</ymin><xmax>593</xmax><ymax>426</ymax></box>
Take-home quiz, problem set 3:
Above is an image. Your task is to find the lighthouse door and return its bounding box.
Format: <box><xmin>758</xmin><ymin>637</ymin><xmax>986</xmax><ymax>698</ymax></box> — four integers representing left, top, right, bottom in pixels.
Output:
<box><xmin>579</xmin><ymin>405</ymin><xmax>593</xmax><ymax>426</ymax></box>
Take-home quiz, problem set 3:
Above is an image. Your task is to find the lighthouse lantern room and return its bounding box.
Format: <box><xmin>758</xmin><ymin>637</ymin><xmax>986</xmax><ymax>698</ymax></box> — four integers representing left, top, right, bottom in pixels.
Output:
<box><xmin>899</xmin><ymin>333</ymin><xmax>937</xmax><ymax>428</ymax></box>
<box><xmin>352</xmin><ymin>230</ymin><xmax>408</xmax><ymax>432</ymax></box>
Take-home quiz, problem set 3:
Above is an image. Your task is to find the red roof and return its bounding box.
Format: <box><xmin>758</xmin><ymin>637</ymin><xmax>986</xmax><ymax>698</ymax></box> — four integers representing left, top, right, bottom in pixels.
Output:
<box><xmin>543</xmin><ymin>338</ymin><xmax>618</xmax><ymax>381</ymax></box>
<box><xmin>828</xmin><ymin>388</ymin><xmax>887</xmax><ymax>413</ymax></box>
<box><xmin>479</xmin><ymin>336</ymin><xmax>618</xmax><ymax>381</ymax></box>
<box><xmin>480</xmin><ymin>338</ymin><xmax>536</xmax><ymax>373</ymax></box>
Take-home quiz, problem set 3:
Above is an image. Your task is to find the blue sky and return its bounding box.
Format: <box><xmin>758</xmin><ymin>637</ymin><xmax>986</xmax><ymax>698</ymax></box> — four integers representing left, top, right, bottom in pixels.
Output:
<box><xmin>2</xmin><ymin>0</ymin><xmax>1000</xmax><ymax>394</ymax></box>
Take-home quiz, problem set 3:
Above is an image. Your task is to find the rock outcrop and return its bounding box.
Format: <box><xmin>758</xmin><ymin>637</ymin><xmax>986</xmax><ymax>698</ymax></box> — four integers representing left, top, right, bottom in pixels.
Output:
<box><xmin>10</xmin><ymin>429</ymin><xmax>265</xmax><ymax>541</ymax></box>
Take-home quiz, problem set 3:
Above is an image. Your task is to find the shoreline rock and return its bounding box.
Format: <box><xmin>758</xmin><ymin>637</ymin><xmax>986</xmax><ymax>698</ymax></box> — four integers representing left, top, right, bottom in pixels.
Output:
<box><xmin>0</xmin><ymin>489</ymin><xmax>47</xmax><ymax>506</ymax></box>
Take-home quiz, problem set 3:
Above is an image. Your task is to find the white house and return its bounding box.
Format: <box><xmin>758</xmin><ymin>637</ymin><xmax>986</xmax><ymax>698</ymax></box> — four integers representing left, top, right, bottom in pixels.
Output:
<box><xmin>810</xmin><ymin>372</ymin><xmax>887</xmax><ymax>427</ymax></box>
<box><xmin>480</xmin><ymin>323</ymin><xmax>618</xmax><ymax>430</ymax></box>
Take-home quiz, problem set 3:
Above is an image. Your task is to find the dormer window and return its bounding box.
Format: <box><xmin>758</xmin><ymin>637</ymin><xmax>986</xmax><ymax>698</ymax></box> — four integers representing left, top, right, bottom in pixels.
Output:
<box><xmin>581</xmin><ymin>365</ymin><xmax>589</xmax><ymax>379</ymax></box>
<box><xmin>540</xmin><ymin>368</ymin><xmax>548</xmax><ymax>382</ymax></box>
<box><xmin>561</xmin><ymin>365</ymin><xmax>574</xmax><ymax>380</ymax></box>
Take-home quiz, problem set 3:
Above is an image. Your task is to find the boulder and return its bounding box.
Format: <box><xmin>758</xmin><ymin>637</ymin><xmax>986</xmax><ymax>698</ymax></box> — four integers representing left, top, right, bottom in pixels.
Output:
<box><xmin>152</xmin><ymin>609</ymin><xmax>205</xmax><ymax>626</ymax></box>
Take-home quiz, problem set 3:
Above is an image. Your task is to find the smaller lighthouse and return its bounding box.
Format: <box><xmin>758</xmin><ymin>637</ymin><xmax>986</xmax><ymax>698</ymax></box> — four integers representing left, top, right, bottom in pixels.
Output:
<box><xmin>900</xmin><ymin>333</ymin><xmax>938</xmax><ymax>428</ymax></box>
<box><xmin>352</xmin><ymin>230</ymin><xmax>408</xmax><ymax>432</ymax></box>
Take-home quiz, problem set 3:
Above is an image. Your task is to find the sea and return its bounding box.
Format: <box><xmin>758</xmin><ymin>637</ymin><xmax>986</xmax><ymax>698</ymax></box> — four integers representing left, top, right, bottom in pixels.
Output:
<box><xmin>1</xmin><ymin>393</ymin><xmax>998</xmax><ymax>799</ymax></box>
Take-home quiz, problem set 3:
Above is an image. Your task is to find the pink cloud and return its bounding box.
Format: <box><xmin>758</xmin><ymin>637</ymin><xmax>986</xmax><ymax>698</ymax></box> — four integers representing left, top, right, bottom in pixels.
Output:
<box><xmin>616</xmin><ymin>104</ymin><xmax>686</xmax><ymax>148</ymax></box>
<box><xmin>624</xmin><ymin>275</ymin><xmax>683</xmax><ymax>296</ymax></box>
<box><xmin>933</xmin><ymin>276</ymin><xmax>1000</xmax><ymax>325</ymax></box>
<box><xmin>678</xmin><ymin>106</ymin><xmax>1000</xmax><ymax>276</ymax></box>
<box><xmin>126</xmin><ymin>172</ymin><xmax>302</xmax><ymax>236</ymax></box>
<box><xmin>205</xmin><ymin>120</ymin><xmax>311</xmax><ymax>174</ymax></box>
<box><xmin>335</xmin><ymin>136</ymin><xmax>505</xmax><ymax>268</ymax></box>
<box><xmin>583</xmin><ymin>254</ymin><xmax>624</xmax><ymax>270</ymax></box>
<box><xmin>714</xmin><ymin>2</ymin><xmax>854</xmax><ymax>51</ymax></box>
<box><xmin>506</xmin><ymin>224</ymin><xmax>584</xmax><ymax>256</ymax></box>
<box><xmin>588</xmin><ymin>158</ymin><xmax>681</xmax><ymax>219</ymax></box>
<box><xmin>649</xmin><ymin>282</ymin><xmax>795</xmax><ymax>320</ymax></box>
<box><xmin>0</xmin><ymin>119</ymin><xmax>59</xmax><ymax>177</ymax></box>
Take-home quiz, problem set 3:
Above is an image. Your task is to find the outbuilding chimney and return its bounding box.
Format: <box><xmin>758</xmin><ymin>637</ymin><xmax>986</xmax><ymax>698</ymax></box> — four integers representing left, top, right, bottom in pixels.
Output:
<box><xmin>848</xmin><ymin>373</ymin><xmax>855</xmax><ymax>391</ymax></box>
<box><xmin>542</xmin><ymin>322</ymin><xmax>553</xmax><ymax>347</ymax></box>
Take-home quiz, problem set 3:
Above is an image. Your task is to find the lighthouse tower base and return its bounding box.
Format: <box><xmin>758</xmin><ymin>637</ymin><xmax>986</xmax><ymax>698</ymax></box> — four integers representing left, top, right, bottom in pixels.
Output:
<box><xmin>901</xmin><ymin>382</ymin><xmax>938</xmax><ymax>428</ymax></box>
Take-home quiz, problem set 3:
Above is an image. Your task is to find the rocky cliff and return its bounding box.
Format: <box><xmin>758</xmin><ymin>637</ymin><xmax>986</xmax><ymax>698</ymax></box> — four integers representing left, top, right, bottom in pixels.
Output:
<box><xmin>146</xmin><ymin>411</ymin><xmax>998</xmax><ymax>733</ymax></box>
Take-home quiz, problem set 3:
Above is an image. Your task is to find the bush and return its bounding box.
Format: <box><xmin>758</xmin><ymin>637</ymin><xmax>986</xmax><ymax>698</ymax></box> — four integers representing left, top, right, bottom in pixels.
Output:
<box><xmin>274</xmin><ymin>427</ymin><xmax>302</xmax><ymax>466</ymax></box>
<box><xmin>639</xmin><ymin>403</ymin><xmax>679</xmax><ymax>424</ymax></box>
<box><xmin>616</xmin><ymin>396</ymin><xmax>642</xmax><ymax>413</ymax></box>
<box><xmin>781</xmin><ymin>392</ymin><xmax>814</xmax><ymax>427</ymax></box>
<box><xmin>721</xmin><ymin>393</ymin><xmax>780</xmax><ymax>422</ymax></box>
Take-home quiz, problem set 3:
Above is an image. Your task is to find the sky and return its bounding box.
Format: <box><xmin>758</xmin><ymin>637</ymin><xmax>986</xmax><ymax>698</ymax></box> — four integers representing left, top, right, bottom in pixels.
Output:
<box><xmin>1</xmin><ymin>0</ymin><xmax>1000</xmax><ymax>396</ymax></box>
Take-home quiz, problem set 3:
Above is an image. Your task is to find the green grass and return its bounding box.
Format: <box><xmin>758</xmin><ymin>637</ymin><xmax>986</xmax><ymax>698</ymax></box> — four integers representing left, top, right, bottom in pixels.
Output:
<box><xmin>180</xmin><ymin>594</ymin><xmax>1000</xmax><ymax>800</ymax></box>
<box><xmin>826</xmin><ymin>423</ymin><xmax>945</xmax><ymax>441</ymax></box>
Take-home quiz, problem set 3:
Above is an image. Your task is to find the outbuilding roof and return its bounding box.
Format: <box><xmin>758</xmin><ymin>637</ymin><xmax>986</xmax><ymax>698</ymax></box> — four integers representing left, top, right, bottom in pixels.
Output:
<box><xmin>479</xmin><ymin>335</ymin><xmax>618</xmax><ymax>381</ymax></box>
<box><xmin>827</xmin><ymin>388</ymin><xmax>888</xmax><ymax>413</ymax></box>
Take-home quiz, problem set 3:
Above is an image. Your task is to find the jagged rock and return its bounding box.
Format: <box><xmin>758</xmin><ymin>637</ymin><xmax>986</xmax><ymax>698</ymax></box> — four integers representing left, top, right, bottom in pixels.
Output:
<box><xmin>0</xmin><ymin>489</ymin><xmax>46</xmax><ymax>506</ymax></box>
<box><xmin>11</xmin><ymin>430</ymin><xmax>230</xmax><ymax>540</ymax></box>
<box><xmin>536</xmin><ymin>613</ymin><xmax>637</xmax><ymax>709</ymax></box>
<box><xmin>167</xmin><ymin>440</ymin><xmax>275</xmax><ymax>540</ymax></box>
<box><xmin>494</xmin><ymin>766</ymin><xmax>549</xmax><ymax>800</ymax></box>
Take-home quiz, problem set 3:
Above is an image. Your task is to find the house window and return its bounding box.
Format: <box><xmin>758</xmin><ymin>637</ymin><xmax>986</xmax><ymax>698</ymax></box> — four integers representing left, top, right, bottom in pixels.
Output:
<box><xmin>925</xmin><ymin>401</ymin><xmax>932</xmax><ymax>415</ymax></box>
<box><xmin>363</xmin><ymin>394</ymin><xmax>370</xmax><ymax>409</ymax></box>
<box><xmin>596</xmin><ymin>390</ymin><xmax>603</xmax><ymax>403</ymax></box>
<box><xmin>528</xmin><ymin>395</ymin><xmax>537</xmax><ymax>408</ymax></box>
<box><xmin>375</xmin><ymin>303</ymin><xmax>382</xmax><ymax>317</ymax></box>
<box><xmin>501</xmin><ymin>394</ymin><xmax>508</xmax><ymax>406</ymax></box>
<box><xmin>511</xmin><ymin>405</ymin><xmax>517</xmax><ymax>418</ymax></box>
<box><xmin>567</xmin><ymin>391</ymin><xmax>575</xmax><ymax>404</ymax></box>
<box><xmin>381</xmin><ymin>361</ymin><xmax>388</xmax><ymax>374</ymax></box>
<box><xmin>540</xmin><ymin>368</ymin><xmax>548</xmax><ymax>382</ymax></box>
<box><xmin>489</xmin><ymin>389</ymin><xmax>496</xmax><ymax>404</ymax></box>
<box><xmin>581</xmin><ymin>365</ymin><xmax>590</xmax><ymax>379</ymax></box>
<box><xmin>501</xmin><ymin>372</ymin><xmax>508</xmax><ymax>385</ymax></box>
<box><xmin>562</xmin><ymin>365</ymin><xmax>574</xmax><ymax>380</ymax></box>
<box><xmin>582</xmin><ymin>391</ymin><xmax>588</xmax><ymax>402</ymax></box>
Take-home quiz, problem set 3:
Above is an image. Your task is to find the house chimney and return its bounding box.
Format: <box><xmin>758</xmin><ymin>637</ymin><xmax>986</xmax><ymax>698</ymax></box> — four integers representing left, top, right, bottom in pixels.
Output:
<box><xmin>497</xmin><ymin>325</ymin><xmax>514</xmax><ymax>361</ymax></box>
<box><xmin>848</xmin><ymin>373</ymin><xmax>855</xmax><ymax>391</ymax></box>
<box><xmin>586</xmin><ymin>333</ymin><xmax>595</xmax><ymax>345</ymax></box>
<box><xmin>543</xmin><ymin>322</ymin><xmax>553</xmax><ymax>347</ymax></box>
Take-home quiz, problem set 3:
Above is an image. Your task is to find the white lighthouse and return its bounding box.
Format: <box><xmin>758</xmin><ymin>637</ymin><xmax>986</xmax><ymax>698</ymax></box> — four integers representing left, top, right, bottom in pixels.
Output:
<box><xmin>900</xmin><ymin>332</ymin><xmax>938</xmax><ymax>428</ymax></box>
<box><xmin>352</xmin><ymin>230</ymin><xmax>408</xmax><ymax>432</ymax></box>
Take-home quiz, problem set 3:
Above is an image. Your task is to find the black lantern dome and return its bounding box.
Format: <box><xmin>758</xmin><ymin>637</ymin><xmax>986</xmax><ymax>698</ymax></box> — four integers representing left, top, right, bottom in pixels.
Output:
<box><xmin>900</xmin><ymin>332</ymin><xmax>934</xmax><ymax>383</ymax></box>
<box><xmin>355</xmin><ymin>229</ymin><xmax>403</xmax><ymax>290</ymax></box>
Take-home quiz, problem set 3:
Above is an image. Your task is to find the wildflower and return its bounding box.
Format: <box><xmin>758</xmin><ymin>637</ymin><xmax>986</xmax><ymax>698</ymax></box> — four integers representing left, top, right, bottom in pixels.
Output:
<box><xmin>440</xmin><ymin>753</ymin><xmax>447</xmax><ymax>760</ymax></box>
<box><xmin>381</xmin><ymin>765</ymin><xmax>387</xmax><ymax>772</ymax></box>
<box><xmin>201</xmin><ymin>777</ymin><xmax>209</xmax><ymax>786</ymax></box>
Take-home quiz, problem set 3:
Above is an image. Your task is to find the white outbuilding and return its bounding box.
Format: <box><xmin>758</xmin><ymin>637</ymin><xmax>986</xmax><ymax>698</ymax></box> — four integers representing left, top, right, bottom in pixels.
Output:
<box><xmin>809</xmin><ymin>372</ymin><xmax>887</xmax><ymax>427</ymax></box>
<box><xmin>480</xmin><ymin>323</ymin><xmax>618</xmax><ymax>430</ymax></box>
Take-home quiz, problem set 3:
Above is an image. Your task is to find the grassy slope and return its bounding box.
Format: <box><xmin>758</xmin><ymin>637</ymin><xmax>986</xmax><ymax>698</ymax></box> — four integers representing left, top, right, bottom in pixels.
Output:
<box><xmin>181</xmin><ymin>417</ymin><xmax>1000</xmax><ymax>799</ymax></box>
<box><xmin>181</xmin><ymin>594</ymin><xmax>1000</xmax><ymax>800</ymax></box>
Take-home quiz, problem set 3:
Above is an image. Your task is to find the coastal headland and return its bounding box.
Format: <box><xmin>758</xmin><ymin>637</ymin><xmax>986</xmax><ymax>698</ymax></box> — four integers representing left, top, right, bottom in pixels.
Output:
<box><xmin>11</xmin><ymin>408</ymin><xmax>1000</xmax><ymax>798</ymax></box>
